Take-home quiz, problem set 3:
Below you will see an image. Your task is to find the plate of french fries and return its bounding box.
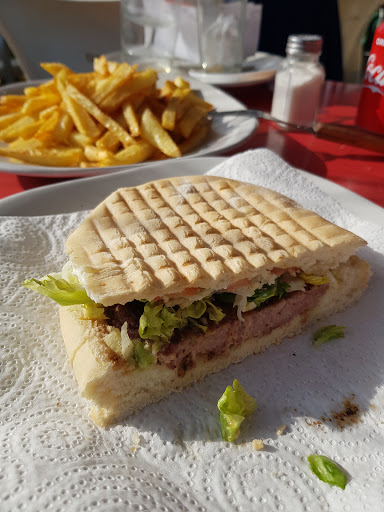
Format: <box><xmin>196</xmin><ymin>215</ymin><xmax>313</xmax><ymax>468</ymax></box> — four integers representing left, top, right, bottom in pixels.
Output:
<box><xmin>0</xmin><ymin>55</ymin><xmax>257</xmax><ymax>178</ymax></box>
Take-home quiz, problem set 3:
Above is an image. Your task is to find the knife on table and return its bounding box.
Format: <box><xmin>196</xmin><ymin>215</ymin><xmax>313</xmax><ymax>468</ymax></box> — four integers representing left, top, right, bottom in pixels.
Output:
<box><xmin>210</xmin><ymin>109</ymin><xmax>384</xmax><ymax>154</ymax></box>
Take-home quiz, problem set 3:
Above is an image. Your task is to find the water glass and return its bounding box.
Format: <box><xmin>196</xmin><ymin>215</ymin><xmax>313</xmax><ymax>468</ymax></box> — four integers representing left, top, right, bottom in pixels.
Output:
<box><xmin>196</xmin><ymin>0</ymin><xmax>247</xmax><ymax>73</ymax></box>
<box><xmin>120</xmin><ymin>0</ymin><xmax>180</xmax><ymax>70</ymax></box>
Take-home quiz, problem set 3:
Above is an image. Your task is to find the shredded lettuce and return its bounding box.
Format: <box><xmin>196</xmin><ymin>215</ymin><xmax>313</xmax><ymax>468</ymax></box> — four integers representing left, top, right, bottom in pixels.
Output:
<box><xmin>138</xmin><ymin>302</ymin><xmax>181</xmax><ymax>341</ymax></box>
<box><xmin>313</xmin><ymin>325</ymin><xmax>346</xmax><ymax>346</ymax></box>
<box><xmin>248</xmin><ymin>278</ymin><xmax>290</xmax><ymax>308</ymax></box>
<box><xmin>299</xmin><ymin>273</ymin><xmax>329</xmax><ymax>285</ymax></box>
<box><xmin>206</xmin><ymin>300</ymin><xmax>226</xmax><ymax>323</ymax></box>
<box><xmin>218</xmin><ymin>379</ymin><xmax>257</xmax><ymax>442</ymax></box>
<box><xmin>307</xmin><ymin>454</ymin><xmax>347</xmax><ymax>489</ymax></box>
<box><xmin>22</xmin><ymin>274</ymin><xmax>94</xmax><ymax>306</ymax></box>
<box><xmin>181</xmin><ymin>300</ymin><xmax>207</xmax><ymax>320</ymax></box>
<box><xmin>133</xmin><ymin>341</ymin><xmax>156</xmax><ymax>368</ymax></box>
<box><xmin>138</xmin><ymin>298</ymin><xmax>226</xmax><ymax>342</ymax></box>
<box><xmin>81</xmin><ymin>302</ymin><xmax>106</xmax><ymax>320</ymax></box>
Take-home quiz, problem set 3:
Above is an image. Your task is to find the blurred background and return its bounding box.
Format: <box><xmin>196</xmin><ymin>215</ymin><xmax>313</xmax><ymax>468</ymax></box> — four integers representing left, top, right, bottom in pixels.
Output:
<box><xmin>0</xmin><ymin>0</ymin><xmax>383</xmax><ymax>85</ymax></box>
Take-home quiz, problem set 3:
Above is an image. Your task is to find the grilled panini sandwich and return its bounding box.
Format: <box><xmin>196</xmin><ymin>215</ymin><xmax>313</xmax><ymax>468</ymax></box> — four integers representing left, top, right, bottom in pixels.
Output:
<box><xmin>24</xmin><ymin>175</ymin><xmax>370</xmax><ymax>427</ymax></box>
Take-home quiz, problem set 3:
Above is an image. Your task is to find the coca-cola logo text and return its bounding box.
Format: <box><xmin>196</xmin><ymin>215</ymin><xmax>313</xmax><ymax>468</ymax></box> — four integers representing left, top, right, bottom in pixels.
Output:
<box><xmin>376</xmin><ymin>37</ymin><xmax>384</xmax><ymax>47</ymax></box>
<box><xmin>363</xmin><ymin>53</ymin><xmax>384</xmax><ymax>93</ymax></box>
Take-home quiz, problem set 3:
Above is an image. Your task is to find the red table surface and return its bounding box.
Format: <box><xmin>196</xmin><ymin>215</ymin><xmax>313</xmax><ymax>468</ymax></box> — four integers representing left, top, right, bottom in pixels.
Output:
<box><xmin>0</xmin><ymin>80</ymin><xmax>383</xmax><ymax>207</ymax></box>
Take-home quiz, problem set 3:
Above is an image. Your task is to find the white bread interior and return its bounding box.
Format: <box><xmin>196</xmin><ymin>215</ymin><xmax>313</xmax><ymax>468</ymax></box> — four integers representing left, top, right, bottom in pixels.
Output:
<box><xmin>64</xmin><ymin>176</ymin><xmax>366</xmax><ymax>306</ymax></box>
<box><xmin>59</xmin><ymin>255</ymin><xmax>370</xmax><ymax>428</ymax></box>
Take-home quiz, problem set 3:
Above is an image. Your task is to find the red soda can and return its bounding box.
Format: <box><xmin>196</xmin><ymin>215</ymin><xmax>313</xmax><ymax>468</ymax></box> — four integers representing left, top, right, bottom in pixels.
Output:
<box><xmin>356</xmin><ymin>20</ymin><xmax>384</xmax><ymax>134</ymax></box>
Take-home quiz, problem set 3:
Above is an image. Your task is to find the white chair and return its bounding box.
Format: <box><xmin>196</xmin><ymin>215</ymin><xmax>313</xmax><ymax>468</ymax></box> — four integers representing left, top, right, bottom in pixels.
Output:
<box><xmin>0</xmin><ymin>0</ymin><xmax>121</xmax><ymax>80</ymax></box>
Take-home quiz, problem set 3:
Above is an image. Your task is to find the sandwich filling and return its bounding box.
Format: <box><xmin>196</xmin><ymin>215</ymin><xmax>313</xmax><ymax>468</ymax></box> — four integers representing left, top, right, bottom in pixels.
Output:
<box><xmin>23</xmin><ymin>262</ymin><xmax>332</xmax><ymax>376</ymax></box>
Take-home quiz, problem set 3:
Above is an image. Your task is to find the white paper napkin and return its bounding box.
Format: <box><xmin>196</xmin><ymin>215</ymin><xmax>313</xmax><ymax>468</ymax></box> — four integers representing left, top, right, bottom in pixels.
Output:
<box><xmin>1</xmin><ymin>149</ymin><xmax>384</xmax><ymax>512</ymax></box>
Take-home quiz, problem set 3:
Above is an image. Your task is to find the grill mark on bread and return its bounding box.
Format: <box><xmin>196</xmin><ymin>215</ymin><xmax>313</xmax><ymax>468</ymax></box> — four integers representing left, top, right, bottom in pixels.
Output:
<box><xmin>96</xmin><ymin>198</ymin><xmax>163</xmax><ymax>289</ymax></box>
<box><xmin>227</xmin><ymin>184</ymin><xmax>317</xmax><ymax>255</ymax></box>
<box><xmin>152</xmin><ymin>179</ymin><xmax>232</xmax><ymax>268</ymax></box>
<box><xmin>116</xmin><ymin>187</ymin><xmax>188</xmax><ymax>284</ymax></box>
<box><xmin>198</xmin><ymin>179</ymin><xmax>296</xmax><ymax>263</ymax></box>
<box><xmin>168</xmin><ymin>179</ymin><xmax>266</xmax><ymax>267</ymax></box>
<box><xmin>232</xmin><ymin>183</ymin><xmax>329</xmax><ymax>251</ymax></box>
<box><xmin>123</xmin><ymin>184</ymin><xmax>212</xmax><ymax>283</ymax></box>
<box><xmin>158</xmin><ymin>180</ymin><xmax>255</xmax><ymax>275</ymax></box>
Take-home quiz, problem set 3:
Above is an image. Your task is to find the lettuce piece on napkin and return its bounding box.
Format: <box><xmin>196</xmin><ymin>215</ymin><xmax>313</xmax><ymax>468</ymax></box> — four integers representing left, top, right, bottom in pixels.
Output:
<box><xmin>218</xmin><ymin>379</ymin><xmax>257</xmax><ymax>442</ymax></box>
<box><xmin>308</xmin><ymin>454</ymin><xmax>348</xmax><ymax>489</ymax></box>
<box><xmin>313</xmin><ymin>325</ymin><xmax>346</xmax><ymax>346</ymax></box>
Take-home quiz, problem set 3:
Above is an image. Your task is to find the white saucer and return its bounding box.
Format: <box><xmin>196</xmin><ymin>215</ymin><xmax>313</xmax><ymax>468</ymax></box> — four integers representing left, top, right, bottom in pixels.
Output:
<box><xmin>188</xmin><ymin>52</ymin><xmax>282</xmax><ymax>88</ymax></box>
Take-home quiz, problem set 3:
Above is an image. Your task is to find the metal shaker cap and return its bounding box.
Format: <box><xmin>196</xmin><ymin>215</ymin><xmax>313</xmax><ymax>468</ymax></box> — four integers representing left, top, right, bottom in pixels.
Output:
<box><xmin>286</xmin><ymin>34</ymin><xmax>323</xmax><ymax>55</ymax></box>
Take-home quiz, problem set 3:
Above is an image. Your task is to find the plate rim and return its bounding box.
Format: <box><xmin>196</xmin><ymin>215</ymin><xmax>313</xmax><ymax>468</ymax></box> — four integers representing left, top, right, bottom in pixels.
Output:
<box><xmin>188</xmin><ymin>52</ymin><xmax>282</xmax><ymax>87</ymax></box>
<box><xmin>0</xmin><ymin>155</ymin><xmax>383</xmax><ymax>228</ymax></box>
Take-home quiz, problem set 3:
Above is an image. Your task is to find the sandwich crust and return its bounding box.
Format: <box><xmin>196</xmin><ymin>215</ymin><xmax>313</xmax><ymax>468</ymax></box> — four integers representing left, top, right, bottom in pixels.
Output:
<box><xmin>59</xmin><ymin>255</ymin><xmax>370</xmax><ymax>427</ymax></box>
<box><xmin>65</xmin><ymin>176</ymin><xmax>366</xmax><ymax>306</ymax></box>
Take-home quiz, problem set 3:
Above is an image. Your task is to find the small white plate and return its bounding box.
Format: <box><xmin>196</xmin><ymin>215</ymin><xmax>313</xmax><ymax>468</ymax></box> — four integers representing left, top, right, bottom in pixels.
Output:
<box><xmin>0</xmin><ymin>76</ymin><xmax>257</xmax><ymax>178</ymax></box>
<box><xmin>1</xmin><ymin>156</ymin><xmax>383</xmax><ymax>227</ymax></box>
<box><xmin>188</xmin><ymin>52</ymin><xmax>282</xmax><ymax>88</ymax></box>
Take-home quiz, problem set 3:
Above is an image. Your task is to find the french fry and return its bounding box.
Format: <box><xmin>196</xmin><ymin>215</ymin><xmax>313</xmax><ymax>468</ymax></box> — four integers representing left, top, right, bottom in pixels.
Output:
<box><xmin>24</xmin><ymin>81</ymin><xmax>58</xmax><ymax>98</ymax></box>
<box><xmin>56</xmin><ymin>70</ymin><xmax>102</xmax><ymax>139</ymax></box>
<box><xmin>140</xmin><ymin>108</ymin><xmax>181</xmax><ymax>158</ymax></box>
<box><xmin>96</xmin><ymin>130</ymin><xmax>120</xmax><ymax>152</ymax></box>
<box><xmin>53</xmin><ymin>111</ymin><xmax>74</xmax><ymax>143</ymax></box>
<box><xmin>92</xmin><ymin>62</ymin><xmax>136</xmax><ymax>105</ymax></box>
<box><xmin>0</xmin><ymin>112</ymin><xmax>23</xmax><ymax>130</ymax></box>
<box><xmin>161</xmin><ymin>87</ymin><xmax>191</xmax><ymax>131</ymax></box>
<box><xmin>9</xmin><ymin>138</ymin><xmax>43</xmax><ymax>150</ymax></box>
<box><xmin>188</xmin><ymin>94</ymin><xmax>214</xmax><ymax>113</ymax></box>
<box><xmin>21</xmin><ymin>93</ymin><xmax>61</xmax><ymax>115</ymax></box>
<box><xmin>99</xmin><ymin>140</ymin><xmax>154</xmax><ymax>166</ymax></box>
<box><xmin>122</xmin><ymin>102</ymin><xmax>140</xmax><ymax>137</ymax></box>
<box><xmin>67</xmin><ymin>73</ymin><xmax>99</xmax><ymax>98</ymax></box>
<box><xmin>84</xmin><ymin>144</ymin><xmax>112</xmax><ymax>162</ymax></box>
<box><xmin>33</xmin><ymin>110</ymin><xmax>63</xmax><ymax>145</ymax></box>
<box><xmin>99</xmin><ymin>69</ymin><xmax>158</xmax><ymax>112</ymax></box>
<box><xmin>0</xmin><ymin>95</ymin><xmax>26</xmax><ymax>110</ymax></box>
<box><xmin>66</xmin><ymin>83</ymin><xmax>134</xmax><ymax>146</ymax></box>
<box><xmin>69</xmin><ymin>131</ymin><xmax>95</xmax><ymax>149</ymax></box>
<box><xmin>40</xmin><ymin>62</ymin><xmax>73</xmax><ymax>77</ymax></box>
<box><xmin>158</xmin><ymin>80</ymin><xmax>177</xmax><ymax>99</ymax></box>
<box><xmin>0</xmin><ymin>116</ymin><xmax>44</xmax><ymax>142</ymax></box>
<box><xmin>173</xmin><ymin>76</ymin><xmax>190</xmax><ymax>89</ymax></box>
<box><xmin>178</xmin><ymin>118</ymin><xmax>210</xmax><ymax>155</ymax></box>
<box><xmin>93</xmin><ymin>55</ymin><xmax>110</xmax><ymax>76</ymax></box>
<box><xmin>0</xmin><ymin>146</ymin><xmax>83</xmax><ymax>167</ymax></box>
<box><xmin>178</xmin><ymin>105</ymin><xmax>206</xmax><ymax>139</ymax></box>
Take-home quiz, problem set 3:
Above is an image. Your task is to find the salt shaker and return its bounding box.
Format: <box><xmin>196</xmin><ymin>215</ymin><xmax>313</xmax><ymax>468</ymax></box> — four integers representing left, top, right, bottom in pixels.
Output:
<box><xmin>271</xmin><ymin>34</ymin><xmax>325</xmax><ymax>127</ymax></box>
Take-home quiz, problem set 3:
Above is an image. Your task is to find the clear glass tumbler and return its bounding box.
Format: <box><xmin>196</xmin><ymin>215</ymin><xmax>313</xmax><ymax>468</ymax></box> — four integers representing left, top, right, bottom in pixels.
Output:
<box><xmin>196</xmin><ymin>0</ymin><xmax>247</xmax><ymax>73</ymax></box>
<box><xmin>120</xmin><ymin>0</ymin><xmax>180</xmax><ymax>71</ymax></box>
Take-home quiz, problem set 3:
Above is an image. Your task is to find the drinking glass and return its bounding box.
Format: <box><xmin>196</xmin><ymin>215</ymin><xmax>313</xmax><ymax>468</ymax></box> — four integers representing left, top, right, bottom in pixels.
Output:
<box><xmin>120</xmin><ymin>0</ymin><xmax>180</xmax><ymax>71</ymax></box>
<box><xmin>196</xmin><ymin>0</ymin><xmax>247</xmax><ymax>73</ymax></box>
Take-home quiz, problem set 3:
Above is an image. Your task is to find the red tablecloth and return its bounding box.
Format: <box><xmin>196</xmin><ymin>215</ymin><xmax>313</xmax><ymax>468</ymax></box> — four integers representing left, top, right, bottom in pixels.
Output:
<box><xmin>1</xmin><ymin>80</ymin><xmax>383</xmax><ymax>207</ymax></box>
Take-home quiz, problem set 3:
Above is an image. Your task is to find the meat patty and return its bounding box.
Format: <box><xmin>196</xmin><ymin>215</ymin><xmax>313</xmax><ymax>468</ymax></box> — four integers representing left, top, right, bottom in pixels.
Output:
<box><xmin>158</xmin><ymin>284</ymin><xmax>328</xmax><ymax>376</ymax></box>
<box><xmin>105</xmin><ymin>285</ymin><xmax>328</xmax><ymax>377</ymax></box>
<box><xmin>105</xmin><ymin>300</ymin><xmax>144</xmax><ymax>339</ymax></box>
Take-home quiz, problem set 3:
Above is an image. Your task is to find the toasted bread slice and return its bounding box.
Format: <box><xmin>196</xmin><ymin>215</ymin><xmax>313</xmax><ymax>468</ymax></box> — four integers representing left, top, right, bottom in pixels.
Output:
<box><xmin>65</xmin><ymin>176</ymin><xmax>366</xmax><ymax>306</ymax></box>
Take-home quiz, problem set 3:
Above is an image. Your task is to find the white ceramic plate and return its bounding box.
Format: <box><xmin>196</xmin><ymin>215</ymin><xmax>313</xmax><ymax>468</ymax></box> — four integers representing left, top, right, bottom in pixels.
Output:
<box><xmin>0</xmin><ymin>77</ymin><xmax>257</xmax><ymax>178</ymax></box>
<box><xmin>1</xmin><ymin>156</ymin><xmax>383</xmax><ymax>227</ymax></box>
<box><xmin>188</xmin><ymin>52</ymin><xmax>283</xmax><ymax>88</ymax></box>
